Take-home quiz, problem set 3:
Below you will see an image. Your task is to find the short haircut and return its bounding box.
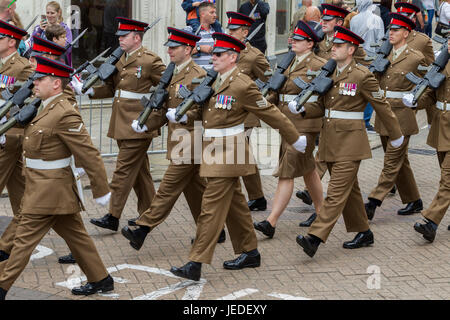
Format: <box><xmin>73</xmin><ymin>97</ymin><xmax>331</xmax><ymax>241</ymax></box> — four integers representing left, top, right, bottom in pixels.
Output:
<box><xmin>45</xmin><ymin>24</ymin><xmax>66</xmax><ymax>41</ymax></box>
<box><xmin>133</xmin><ymin>31</ymin><xmax>144</xmax><ymax>41</ymax></box>
<box><xmin>199</xmin><ymin>2</ymin><xmax>215</xmax><ymax>13</ymax></box>
<box><xmin>226</xmin><ymin>50</ymin><xmax>240</xmax><ymax>63</ymax></box>
<box><xmin>49</xmin><ymin>75</ymin><xmax>70</xmax><ymax>89</ymax></box>
<box><xmin>346</xmin><ymin>42</ymin><xmax>358</xmax><ymax>55</ymax></box>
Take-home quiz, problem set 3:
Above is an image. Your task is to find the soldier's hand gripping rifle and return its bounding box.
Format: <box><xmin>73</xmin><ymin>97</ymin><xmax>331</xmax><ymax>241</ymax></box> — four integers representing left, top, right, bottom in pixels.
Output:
<box><xmin>290</xmin><ymin>58</ymin><xmax>337</xmax><ymax>112</ymax></box>
<box><xmin>405</xmin><ymin>30</ymin><xmax>450</xmax><ymax>104</ymax></box>
<box><xmin>0</xmin><ymin>98</ymin><xmax>41</xmax><ymax>135</ymax></box>
<box><xmin>81</xmin><ymin>17</ymin><xmax>161</xmax><ymax>94</ymax></box>
<box><xmin>367</xmin><ymin>29</ymin><xmax>393</xmax><ymax>74</ymax></box>
<box><xmin>72</xmin><ymin>47</ymin><xmax>111</xmax><ymax>77</ymax></box>
<box><xmin>136</xmin><ymin>62</ymin><xmax>176</xmax><ymax>127</ymax></box>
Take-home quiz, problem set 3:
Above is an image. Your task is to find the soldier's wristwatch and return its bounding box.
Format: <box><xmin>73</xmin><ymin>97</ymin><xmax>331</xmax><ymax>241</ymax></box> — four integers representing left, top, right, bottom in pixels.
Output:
<box><xmin>197</xmin><ymin>45</ymin><xmax>201</xmax><ymax>53</ymax></box>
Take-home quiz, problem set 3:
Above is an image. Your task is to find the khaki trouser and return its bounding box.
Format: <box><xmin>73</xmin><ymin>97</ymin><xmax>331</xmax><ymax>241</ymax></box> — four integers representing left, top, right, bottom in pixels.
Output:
<box><xmin>0</xmin><ymin>213</ymin><xmax>108</xmax><ymax>291</ymax></box>
<box><xmin>110</xmin><ymin>139</ymin><xmax>156</xmax><ymax>219</ymax></box>
<box><xmin>189</xmin><ymin>177</ymin><xmax>257</xmax><ymax>264</ymax></box>
<box><xmin>315</xmin><ymin>153</ymin><xmax>328</xmax><ymax>180</ymax></box>
<box><xmin>308</xmin><ymin>161</ymin><xmax>370</xmax><ymax>242</ymax></box>
<box><xmin>0</xmin><ymin>134</ymin><xmax>26</xmax><ymax>254</ymax></box>
<box><xmin>369</xmin><ymin>136</ymin><xmax>420</xmax><ymax>203</ymax></box>
<box><xmin>137</xmin><ymin>163</ymin><xmax>206</xmax><ymax>229</ymax></box>
<box><xmin>422</xmin><ymin>151</ymin><xmax>450</xmax><ymax>225</ymax></box>
<box><xmin>241</xmin><ymin>128</ymin><xmax>264</xmax><ymax>200</ymax></box>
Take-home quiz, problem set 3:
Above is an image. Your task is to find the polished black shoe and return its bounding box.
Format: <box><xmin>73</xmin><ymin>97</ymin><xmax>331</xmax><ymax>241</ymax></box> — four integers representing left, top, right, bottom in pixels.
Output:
<box><xmin>389</xmin><ymin>185</ymin><xmax>397</xmax><ymax>195</ymax></box>
<box><xmin>127</xmin><ymin>217</ymin><xmax>139</xmax><ymax>227</ymax></box>
<box><xmin>217</xmin><ymin>229</ymin><xmax>226</xmax><ymax>243</ymax></box>
<box><xmin>0</xmin><ymin>250</ymin><xmax>10</xmax><ymax>262</ymax></box>
<box><xmin>71</xmin><ymin>275</ymin><xmax>114</xmax><ymax>296</ymax></box>
<box><xmin>414</xmin><ymin>219</ymin><xmax>437</xmax><ymax>243</ymax></box>
<box><xmin>248</xmin><ymin>197</ymin><xmax>267</xmax><ymax>211</ymax></box>
<box><xmin>365</xmin><ymin>199</ymin><xmax>379</xmax><ymax>221</ymax></box>
<box><xmin>253</xmin><ymin>220</ymin><xmax>275</xmax><ymax>238</ymax></box>
<box><xmin>299</xmin><ymin>212</ymin><xmax>317</xmax><ymax>227</ymax></box>
<box><xmin>296</xmin><ymin>234</ymin><xmax>320</xmax><ymax>258</ymax></box>
<box><xmin>295</xmin><ymin>190</ymin><xmax>313</xmax><ymax>206</ymax></box>
<box><xmin>90</xmin><ymin>213</ymin><xmax>119</xmax><ymax>231</ymax></box>
<box><xmin>58</xmin><ymin>252</ymin><xmax>76</xmax><ymax>264</ymax></box>
<box><xmin>0</xmin><ymin>287</ymin><xmax>6</xmax><ymax>300</ymax></box>
<box><xmin>343</xmin><ymin>230</ymin><xmax>374</xmax><ymax>249</ymax></box>
<box><xmin>121</xmin><ymin>226</ymin><xmax>148</xmax><ymax>251</ymax></box>
<box><xmin>398</xmin><ymin>199</ymin><xmax>423</xmax><ymax>215</ymax></box>
<box><xmin>170</xmin><ymin>262</ymin><xmax>201</xmax><ymax>281</ymax></box>
<box><xmin>223</xmin><ymin>252</ymin><xmax>261</xmax><ymax>270</ymax></box>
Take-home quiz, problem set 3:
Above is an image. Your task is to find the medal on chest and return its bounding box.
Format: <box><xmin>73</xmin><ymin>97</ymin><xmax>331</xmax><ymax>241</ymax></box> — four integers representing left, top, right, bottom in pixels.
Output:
<box><xmin>175</xmin><ymin>84</ymin><xmax>184</xmax><ymax>99</ymax></box>
<box><xmin>339</xmin><ymin>82</ymin><xmax>357</xmax><ymax>96</ymax></box>
<box><xmin>0</xmin><ymin>74</ymin><xmax>16</xmax><ymax>89</ymax></box>
<box><xmin>136</xmin><ymin>66</ymin><xmax>142</xmax><ymax>79</ymax></box>
<box><xmin>216</xmin><ymin>95</ymin><xmax>235</xmax><ymax>110</ymax></box>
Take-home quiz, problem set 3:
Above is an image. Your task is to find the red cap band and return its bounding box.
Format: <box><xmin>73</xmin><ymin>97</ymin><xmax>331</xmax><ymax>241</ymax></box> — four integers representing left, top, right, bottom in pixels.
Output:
<box><xmin>32</xmin><ymin>43</ymin><xmax>63</xmax><ymax>55</ymax></box>
<box><xmin>397</xmin><ymin>7</ymin><xmax>416</xmax><ymax>14</ymax></box>
<box><xmin>323</xmin><ymin>8</ymin><xmax>346</xmax><ymax>18</ymax></box>
<box><xmin>294</xmin><ymin>27</ymin><xmax>312</xmax><ymax>40</ymax></box>
<box><xmin>390</xmin><ymin>17</ymin><xmax>412</xmax><ymax>31</ymax></box>
<box><xmin>169</xmin><ymin>34</ymin><xmax>196</xmax><ymax>47</ymax></box>
<box><xmin>334</xmin><ymin>31</ymin><xmax>361</xmax><ymax>45</ymax></box>
<box><xmin>118</xmin><ymin>23</ymin><xmax>145</xmax><ymax>32</ymax></box>
<box><xmin>35</xmin><ymin>64</ymin><xmax>70</xmax><ymax>77</ymax></box>
<box><xmin>228</xmin><ymin>17</ymin><xmax>252</xmax><ymax>27</ymax></box>
<box><xmin>0</xmin><ymin>27</ymin><xmax>24</xmax><ymax>40</ymax></box>
<box><xmin>214</xmin><ymin>39</ymin><xmax>242</xmax><ymax>53</ymax></box>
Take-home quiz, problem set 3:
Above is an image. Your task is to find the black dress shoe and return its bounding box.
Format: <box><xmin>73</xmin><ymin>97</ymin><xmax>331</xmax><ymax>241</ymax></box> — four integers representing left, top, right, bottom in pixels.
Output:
<box><xmin>121</xmin><ymin>226</ymin><xmax>148</xmax><ymax>251</ymax></box>
<box><xmin>253</xmin><ymin>220</ymin><xmax>275</xmax><ymax>238</ymax></box>
<box><xmin>90</xmin><ymin>213</ymin><xmax>119</xmax><ymax>231</ymax></box>
<box><xmin>299</xmin><ymin>213</ymin><xmax>317</xmax><ymax>227</ymax></box>
<box><xmin>71</xmin><ymin>275</ymin><xmax>114</xmax><ymax>296</ymax></box>
<box><xmin>343</xmin><ymin>230</ymin><xmax>374</xmax><ymax>249</ymax></box>
<box><xmin>58</xmin><ymin>252</ymin><xmax>76</xmax><ymax>264</ymax></box>
<box><xmin>389</xmin><ymin>185</ymin><xmax>397</xmax><ymax>195</ymax></box>
<box><xmin>223</xmin><ymin>252</ymin><xmax>261</xmax><ymax>270</ymax></box>
<box><xmin>414</xmin><ymin>219</ymin><xmax>437</xmax><ymax>243</ymax></box>
<box><xmin>0</xmin><ymin>250</ymin><xmax>10</xmax><ymax>262</ymax></box>
<box><xmin>128</xmin><ymin>217</ymin><xmax>139</xmax><ymax>227</ymax></box>
<box><xmin>296</xmin><ymin>190</ymin><xmax>313</xmax><ymax>206</ymax></box>
<box><xmin>217</xmin><ymin>229</ymin><xmax>226</xmax><ymax>243</ymax></box>
<box><xmin>398</xmin><ymin>199</ymin><xmax>423</xmax><ymax>215</ymax></box>
<box><xmin>296</xmin><ymin>234</ymin><xmax>320</xmax><ymax>257</ymax></box>
<box><xmin>0</xmin><ymin>287</ymin><xmax>6</xmax><ymax>300</ymax></box>
<box><xmin>365</xmin><ymin>199</ymin><xmax>379</xmax><ymax>221</ymax></box>
<box><xmin>248</xmin><ymin>197</ymin><xmax>267</xmax><ymax>211</ymax></box>
<box><xmin>170</xmin><ymin>262</ymin><xmax>201</xmax><ymax>281</ymax></box>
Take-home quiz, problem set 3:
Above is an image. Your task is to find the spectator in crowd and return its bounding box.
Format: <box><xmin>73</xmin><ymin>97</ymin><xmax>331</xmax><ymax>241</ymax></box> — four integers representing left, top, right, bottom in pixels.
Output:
<box><xmin>182</xmin><ymin>0</ymin><xmax>222</xmax><ymax>32</ymax></box>
<box><xmin>10</xmin><ymin>12</ymin><xmax>28</xmax><ymax>56</ymax></box>
<box><xmin>437</xmin><ymin>0</ymin><xmax>450</xmax><ymax>25</ymax></box>
<box><xmin>185</xmin><ymin>2</ymin><xmax>223</xmax><ymax>70</ymax></box>
<box><xmin>379</xmin><ymin>0</ymin><xmax>392</xmax><ymax>32</ymax></box>
<box><xmin>32</xmin><ymin>1</ymin><xmax>73</xmax><ymax>66</ymax></box>
<box><xmin>239</xmin><ymin>0</ymin><xmax>270</xmax><ymax>54</ymax></box>
<box><xmin>305</xmin><ymin>5</ymin><xmax>321</xmax><ymax>22</ymax></box>
<box><xmin>0</xmin><ymin>0</ymin><xmax>16</xmax><ymax>21</ymax></box>
<box><xmin>411</xmin><ymin>0</ymin><xmax>426</xmax><ymax>31</ymax></box>
<box><xmin>45</xmin><ymin>24</ymin><xmax>70</xmax><ymax>65</ymax></box>
<box><xmin>290</xmin><ymin>0</ymin><xmax>311</xmax><ymax>32</ymax></box>
<box><xmin>423</xmin><ymin>0</ymin><xmax>436</xmax><ymax>37</ymax></box>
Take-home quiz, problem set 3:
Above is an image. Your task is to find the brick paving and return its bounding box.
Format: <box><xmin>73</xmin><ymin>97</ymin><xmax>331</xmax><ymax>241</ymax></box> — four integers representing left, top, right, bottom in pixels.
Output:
<box><xmin>1</xmin><ymin>109</ymin><xmax>450</xmax><ymax>300</ymax></box>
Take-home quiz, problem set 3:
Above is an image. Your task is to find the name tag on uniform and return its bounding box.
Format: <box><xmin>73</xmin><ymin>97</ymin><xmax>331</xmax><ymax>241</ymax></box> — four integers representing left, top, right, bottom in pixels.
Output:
<box><xmin>339</xmin><ymin>83</ymin><xmax>357</xmax><ymax>96</ymax></box>
<box><xmin>215</xmin><ymin>95</ymin><xmax>235</xmax><ymax>110</ymax></box>
<box><xmin>136</xmin><ymin>66</ymin><xmax>142</xmax><ymax>79</ymax></box>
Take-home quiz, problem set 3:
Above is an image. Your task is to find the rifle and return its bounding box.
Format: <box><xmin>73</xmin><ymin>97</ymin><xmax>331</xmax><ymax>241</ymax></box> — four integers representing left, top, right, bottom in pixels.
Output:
<box><xmin>244</xmin><ymin>22</ymin><xmax>264</xmax><ymax>44</ymax></box>
<box><xmin>64</xmin><ymin>28</ymin><xmax>87</xmax><ymax>52</ymax></box>
<box><xmin>406</xmin><ymin>35</ymin><xmax>450</xmax><ymax>104</ymax></box>
<box><xmin>24</xmin><ymin>15</ymin><xmax>39</xmax><ymax>32</ymax></box>
<box><xmin>255</xmin><ymin>50</ymin><xmax>296</xmax><ymax>96</ymax></box>
<box><xmin>249</xmin><ymin>2</ymin><xmax>259</xmax><ymax>18</ymax></box>
<box><xmin>0</xmin><ymin>98</ymin><xmax>41</xmax><ymax>135</ymax></box>
<box><xmin>137</xmin><ymin>62</ymin><xmax>176</xmax><ymax>127</ymax></box>
<box><xmin>72</xmin><ymin>47</ymin><xmax>111</xmax><ymax>77</ymax></box>
<box><xmin>367</xmin><ymin>29</ymin><xmax>393</xmax><ymax>74</ymax></box>
<box><xmin>174</xmin><ymin>68</ymin><xmax>218</xmax><ymax>121</ymax></box>
<box><xmin>290</xmin><ymin>59</ymin><xmax>337</xmax><ymax>111</ymax></box>
<box><xmin>0</xmin><ymin>77</ymin><xmax>35</xmax><ymax>119</ymax></box>
<box><xmin>81</xmin><ymin>17</ymin><xmax>161</xmax><ymax>94</ymax></box>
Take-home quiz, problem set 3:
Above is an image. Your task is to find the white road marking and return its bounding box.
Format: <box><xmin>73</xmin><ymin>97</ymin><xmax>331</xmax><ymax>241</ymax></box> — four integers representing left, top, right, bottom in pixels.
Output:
<box><xmin>267</xmin><ymin>292</ymin><xmax>310</xmax><ymax>300</ymax></box>
<box><xmin>217</xmin><ymin>288</ymin><xmax>259</xmax><ymax>300</ymax></box>
<box><xmin>30</xmin><ymin>245</ymin><xmax>54</xmax><ymax>261</ymax></box>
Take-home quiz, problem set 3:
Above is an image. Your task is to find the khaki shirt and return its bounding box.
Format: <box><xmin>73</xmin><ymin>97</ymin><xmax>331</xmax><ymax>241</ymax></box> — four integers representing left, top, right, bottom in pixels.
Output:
<box><xmin>316</xmin><ymin>39</ymin><xmax>370</xmax><ymax>67</ymax></box>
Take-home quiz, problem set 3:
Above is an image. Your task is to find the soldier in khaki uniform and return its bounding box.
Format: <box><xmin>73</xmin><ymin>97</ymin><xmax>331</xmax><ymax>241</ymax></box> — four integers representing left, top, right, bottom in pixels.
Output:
<box><xmin>254</xmin><ymin>21</ymin><xmax>325</xmax><ymax>239</ymax></box>
<box><xmin>166</xmin><ymin>33</ymin><xmax>305</xmax><ymax>281</ymax></box>
<box><xmin>365</xmin><ymin>14</ymin><xmax>426</xmax><ymax>220</ymax></box>
<box><xmin>295</xmin><ymin>26</ymin><xmax>403</xmax><ymax>258</ymax></box>
<box><xmin>87</xmin><ymin>18</ymin><xmax>165</xmax><ymax>232</ymax></box>
<box><xmin>121</xmin><ymin>27</ymin><xmax>225</xmax><ymax>249</ymax></box>
<box><xmin>227</xmin><ymin>11</ymin><xmax>271</xmax><ymax>211</ymax></box>
<box><xmin>0</xmin><ymin>21</ymin><xmax>33</xmax><ymax>262</ymax></box>
<box><xmin>403</xmin><ymin>39</ymin><xmax>450</xmax><ymax>243</ymax></box>
<box><xmin>0</xmin><ymin>56</ymin><xmax>113</xmax><ymax>300</ymax></box>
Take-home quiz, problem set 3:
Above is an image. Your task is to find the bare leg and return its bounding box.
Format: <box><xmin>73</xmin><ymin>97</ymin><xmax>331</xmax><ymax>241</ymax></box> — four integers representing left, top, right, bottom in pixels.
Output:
<box><xmin>266</xmin><ymin>178</ymin><xmax>294</xmax><ymax>227</ymax></box>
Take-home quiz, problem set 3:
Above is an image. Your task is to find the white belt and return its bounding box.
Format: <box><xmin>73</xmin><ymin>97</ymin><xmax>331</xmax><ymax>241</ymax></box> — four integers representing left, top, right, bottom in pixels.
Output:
<box><xmin>25</xmin><ymin>156</ymin><xmax>85</xmax><ymax>207</ymax></box>
<box><xmin>114</xmin><ymin>90</ymin><xmax>152</xmax><ymax>100</ymax></box>
<box><xmin>436</xmin><ymin>101</ymin><xmax>448</xmax><ymax>111</ymax></box>
<box><xmin>203</xmin><ymin>123</ymin><xmax>245</xmax><ymax>138</ymax></box>
<box><xmin>325</xmin><ymin>109</ymin><xmax>364</xmax><ymax>120</ymax></box>
<box><xmin>381</xmin><ymin>90</ymin><xmax>409</xmax><ymax>99</ymax></box>
<box><xmin>279</xmin><ymin>94</ymin><xmax>318</xmax><ymax>103</ymax></box>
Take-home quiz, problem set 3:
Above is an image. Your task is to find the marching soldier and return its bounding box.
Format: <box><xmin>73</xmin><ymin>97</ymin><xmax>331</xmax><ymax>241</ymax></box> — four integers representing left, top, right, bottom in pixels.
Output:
<box><xmin>295</xmin><ymin>26</ymin><xmax>403</xmax><ymax>258</ymax></box>
<box><xmin>365</xmin><ymin>13</ymin><xmax>426</xmax><ymax>220</ymax></box>
<box><xmin>166</xmin><ymin>33</ymin><xmax>305</xmax><ymax>281</ymax></box>
<box><xmin>121</xmin><ymin>27</ymin><xmax>227</xmax><ymax>249</ymax></box>
<box><xmin>87</xmin><ymin>17</ymin><xmax>165</xmax><ymax>232</ymax></box>
<box><xmin>226</xmin><ymin>11</ymin><xmax>271</xmax><ymax>211</ymax></box>
<box><xmin>0</xmin><ymin>56</ymin><xmax>113</xmax><ymax>300</ymax></box>
<box><xmin>0</xmin><ymin>20</ymin><xmax>33</xmax><ymax>263</ymax></box>
<box><xmin>253</xmin><ymin>21</ymin><xmax>325</xmax><ymax>239</ymax></box>
<box><xmin>403</xmin><ymin>38</ymin><xmax>450</xmax><ymax>243</ymax></box>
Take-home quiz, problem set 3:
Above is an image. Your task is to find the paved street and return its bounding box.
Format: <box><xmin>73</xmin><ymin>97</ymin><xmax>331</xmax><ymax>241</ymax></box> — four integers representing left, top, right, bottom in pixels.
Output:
<box><xmin>1</xmin><ymin>109</ymin><xmax>450</xmax><ymax>300</ymax></box>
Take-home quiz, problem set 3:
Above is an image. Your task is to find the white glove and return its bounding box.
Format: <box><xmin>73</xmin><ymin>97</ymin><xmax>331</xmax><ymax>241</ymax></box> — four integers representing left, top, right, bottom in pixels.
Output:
<box><xmin>0</xmin><ymin>116</ymin><xmax>7</xmax><ymax>124</ymax></box>
<box><xmin>402</xmin><ymin>93</ymin><xmax>417</xmax><ymax>108</ymax></box>
<box><xmin>95</xmin><ymin>192</ymin><xmax>111</xmax><ymax>207</ymax></box>
<box><xmin>292</xmin><ymin>135</ymin><xmax>307</xmax><ymax>153</ymax></box>
<box><xmin>132</xmin><ymin>119</ymin><xmax>148</xmax><ymax>133</ymax></box>
<box><xmin>71</xmin><ymin>76</ymin><xmax>84</xmax><ymax>95</ymax></box>
<box><xmin>85</xmin><ymin>87</ymin><xmax>94</xmax><ymax>96</ymax></box>
<box><xmin>288</xmin><ymin>100</ymin><xmax>304</xmax><ymax>114</ymax></box>
<box><xmin>390</xmin><ymin>135</ymin><xmax>404</xmax><ymax>148</ymax></box>
<box><xmin>166</xmin><ymin>108</ymin><xmax>187</xmax><ymax>123</ymax></box>
<box><xmin>0</xmin><ymin>134</ymin><xmax>5</xmax><ymax>146</ymax></box>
